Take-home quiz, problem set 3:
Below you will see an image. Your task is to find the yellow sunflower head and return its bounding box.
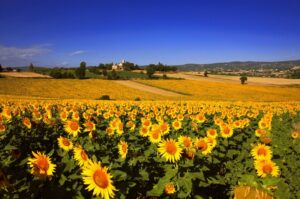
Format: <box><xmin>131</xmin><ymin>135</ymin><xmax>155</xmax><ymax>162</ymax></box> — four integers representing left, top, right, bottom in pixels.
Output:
<box><xmin>159</xmin><ymin>122</ymin><xmax>170</xmax><ymax>135</ymax></box>
<box><xmin>195</xmin><ymin>138</ymin><xmax>213</xmax><ymax>155</ymax></box>
<box><xmin>206</xmin><ymin>128</ymin><xmax>218</xmax><ymax>138</ymax></box>
<box><xmin>139</xmin><ymin>126</ymin><xmax>149</xmax><ymax>137</ymax></box>
<box><xmin>158</xmin><ymin>139</ymin><xmax>182</xmax><ymax>163</ymax></box>
<box><xmin>81</xmin><ymin>160</ymin><xmax>116</xmax><ymax>199</ymax></box>
<box><xmin>118</xmin><ymin>141</ymin><xmax>128</xmax><ymax>159</ymax></box>
<box><xmin>164</xmin><ymin>182</ymin><xmax>176</xmax><ymax>195</ymax></box>
<box><xmin>148</xmin><ymin>125</ymin><xmax>162</xmax><ymax>143</ymax></box>
<box><xmin>254</xmin><ymin>159</ymin><xmax>280</xmax><ymax>178</ymax></box>
<box><xmin>84</xmin><ymin>120</ymin><xmax>96</xmax><ymax>132</ymax></box>
<box><xmin>64</xmin><ymin>120</ymin><xmax>81</xmax><ymax>137</ymax></box>
<box><xmin>27</xmin><ymin>151</ymin><xmax>56</xmax><ymax>179</ymax></box>
<box><xmin>172</xmin><ymin>120</ymin><xmax>182</xmax><ymax>130</ymax></box>
<box><xmin>251</xmin><ymin>143</ymin><xmax>272</xmax><ymax>160</ymax></box>
<box><xmin>291</xmin><ymin>131</ymin><xmax>299</xmax><ymax>139</ymax></box>
<box><xmin>57</xmin><ymin>136</ymin><xmax>73</xmax><ymax>151</ymax></box>
<box><xmin>73</xmin><ymin>146</ymin><xmax>89</xmax><ymax>167</ymax></box>
<box><xmin>22</xmin><ymin>117</ymin><xmax>32</xmax><ymax>129</ymax></box>
<box><xmin>0</xmin><ymin>123</ymin><xmax>6</xmax><ymax>133</ymax></box>
<box><xmin>178</xmin><ymin>136</ymin><xmax>193</xmax><ymax>149</ymax></box>
<box><xmin>220</xmin><ymin>125</ymin><xmax>234</xmax><ymax>138</ymax></box>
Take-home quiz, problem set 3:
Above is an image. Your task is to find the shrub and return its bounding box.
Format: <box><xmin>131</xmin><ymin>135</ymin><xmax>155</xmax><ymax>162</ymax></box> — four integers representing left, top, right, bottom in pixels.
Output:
<box><xmin>240</xmin><ymin>76</ymin><xmax>248</xmax><ymax>84</ymax></box>
<box><xmin>99</xmin><ymin>95</ymin><xmax>110</xmax><ymax>100</ymax></box>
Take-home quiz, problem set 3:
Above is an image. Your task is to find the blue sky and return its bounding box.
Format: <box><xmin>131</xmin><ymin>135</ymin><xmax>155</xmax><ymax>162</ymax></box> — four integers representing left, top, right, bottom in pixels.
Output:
<box><xmin>0</xmin><ymin>0</ymin><xmax>300</xmax><ymax>66</ymax></box>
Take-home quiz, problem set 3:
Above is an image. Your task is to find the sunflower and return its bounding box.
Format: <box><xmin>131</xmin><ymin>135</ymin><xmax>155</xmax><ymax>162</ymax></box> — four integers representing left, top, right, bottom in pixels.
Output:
<box><xmin>255</xmin><ymin>128</ymin><xmax>267</xmax><ymax>137</ymax></box>
<box><xmin>258</xmin><ymin>120</ymin><xmax>271</xmax><ymax>130</ymax></box>
<box><xmin>159</xmin><ymin>122</ymin><xmax>170</xmax><ymax>135</ymax></box>
<box><xmin>158</xmin><ymin>139</ymin><xmax>182</xmax><ymax>163</ymax></box>
<box><xmin>57</xmin><ymin>136</ymin><xmax>73</xmax><ymax>151</ymax></box>
<box><xmin>142</xmin><ymin>118</ymin><xmax>151</xmax><ymax>127</ymax></box>
<box><xmin>0</xmin><ymin>123</ymin><xmax>6</xmax><ymax>133</ymax></box>
<box><xmin>84</xmin><ymin>120</ymin><xmax>96</xmax><ymax>132</ymax></box>
<box><xmin>206</xmin><ymin>128</ymin><xmax>218</xmax><ymax>138</ymax></box>
<box><xmin>220</xmin><ymin>125</ymin><xmax>234</xmax><ymax>138</ymax></box>
<box><xmin>22</xmin><ymin>117</ymin><xmax>32</xmax><ymax>129</ymax></box>
<box><xmin>164</xmin><ymin>182</ymin><xmax>176</xmax><ymax>195</ymax></box>
<box><xmin>291</xmin><ymin>131</ymin><xmax>299</xmax><ymax>139</ymax></box>
<box><xmin>27</xmin><ymin>151</ymin><xmax>56</xmax><ymax>179</ymax></box>
<box><xmin>126</xmin><ymin>120</ymin><xmax>136</xmax><ymax>131</ymax></box>
<box><xmin>195</xmin><ymin>114</ymin><xmax>206</xmax><ymax>123</ymax></box>
<box><xmin>82</xmin><ymin>160</ymin><xmax>116</xmax><ymax>199</ymax></box>
<box><xmin>178</xmin><ymin>136</ymin><xmax>193</xmax><ymax>149</ymax></box>
<box><xmin>118</xmin><ymin>141</ymin><xmax>128</xmax><ymax>159</ymax></box>
<box><xmin>74</xmin><ymin>146</ymin><xmax>89</xmax><ymax>166</ymax></box>
<box><xmin>116</xmin><ymin>122</ymin><xmax>124</xmax><ymax>135</ymax></box>
<box><xmin>195</xmin><ymin>138</ymin><xmax>213</xmax><ymax>155</ymax></box>
<box><xmin>172</xmin><ymin>120</ymin><xmax>182</xmax><ymax>130</ymax></box>
<box><xmin>251</xmin><ymin>144</ymin><xmax>272</xmax><ymax>160</ymax></box>
<box><xmin>106</xmin><ymin>127</ymin><xmax>114</xmax><ymax>136</ymax></box>
<box><xmin>60</xmin><ymin>111</ymin><xmax>68</xmax><ymax>122</ymax></box>
<box><xmin>206</xmin><ymin>137</ymin><xmax>217</xmax><ymax>148</ymax></box>
<box><xmin>139</xmin><ymin>126</ymin><xmax>149</xmax><ymax>137</ymax></box>
<box><xmin>149</xmin><ymin>126</ymin><xmax>162</xmax><ymax>143</ymax></box>
<box><xmin>72</xmin><ymin>111</ymin><xmax>80</xmax><ymax>121</ymax></box>
<box><xmin>64</xmin><ymin>120</ymin><xmax>81</xmax><ymax>137</ymax></box>
<box><xmin>254</xmin><ymin>159</ymin><xmax>280</xmax><ymax>178</ymax></box>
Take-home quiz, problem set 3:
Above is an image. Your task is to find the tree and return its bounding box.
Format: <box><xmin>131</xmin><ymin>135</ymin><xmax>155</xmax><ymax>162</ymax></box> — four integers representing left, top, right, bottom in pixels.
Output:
<box><xmin>75</xmin><ymin>61</ymin><xmax>86</xmax><ymax>79</ymax></box>
<box><xmin>146</xmin><ymin>66</ymin><xmax>156</xmax><ymax>79</ymax></box>
<box><xmin>102</xmin><ymin>69</ymin><xmax>108</xmax><ymax>76</ymax></box>
<box><xmin>28</xmin><ymin>63</ymin><xmax>34</xmax><ymax>72</ymax></box>
<box><xmin>0</xmin><ymin>64</ymin><xmax>2</xmax><ymax>72</ymax></box>
<box><xmin>240</xmin><ymin>75</ymin><xmax>248</xmax><ymax>84</ymax></box>
<box><xmin>107</xmin><ymin>69</ymin><xmax>119</xmax><ymax>80</ymax></box>
<box><xmin>204</xmin><ymin>71</ymin><xmax>208</xmax><ymax>77</ymax></box>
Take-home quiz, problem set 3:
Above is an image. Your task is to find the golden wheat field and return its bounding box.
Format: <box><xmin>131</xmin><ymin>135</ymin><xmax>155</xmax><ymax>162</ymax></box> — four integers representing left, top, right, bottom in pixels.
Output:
<box><xmin>1</xmin><ymin>78</ymin><xmax>300</xmax><ymax>101</ymax></box>
<box><xmin>135</xmin><ymin>80</ymin><xmax>300</xmax><ymax>101</ymax></box>
<box><xmin>0</xmin><ymin>79</ymin><xmax>168</xmax><ymax>100</ymax></box>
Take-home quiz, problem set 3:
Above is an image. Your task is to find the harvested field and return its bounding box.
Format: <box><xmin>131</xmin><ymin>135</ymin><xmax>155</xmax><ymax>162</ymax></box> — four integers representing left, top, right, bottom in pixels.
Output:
<box><xmin>0</xmin><ymin>72</ymin><xmax>51</xmax><ymax>78</ymax></box>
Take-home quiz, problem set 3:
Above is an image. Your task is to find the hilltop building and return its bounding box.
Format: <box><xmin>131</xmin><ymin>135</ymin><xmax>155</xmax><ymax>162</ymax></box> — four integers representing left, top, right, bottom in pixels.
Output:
<box><xmin>112</xmin><ymin>59</ymin><xmax>126</xmax><ymax>71</ymax></box>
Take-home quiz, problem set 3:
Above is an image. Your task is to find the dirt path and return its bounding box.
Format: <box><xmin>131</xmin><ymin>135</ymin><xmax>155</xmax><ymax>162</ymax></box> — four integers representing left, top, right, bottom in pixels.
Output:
<box><xmin>114</xmin><ymin>80</ymin><xmax>184</xmax><ymax>97</ymax></box>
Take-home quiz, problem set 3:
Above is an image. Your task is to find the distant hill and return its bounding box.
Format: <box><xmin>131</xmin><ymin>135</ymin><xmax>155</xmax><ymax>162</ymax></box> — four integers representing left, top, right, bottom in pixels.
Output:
<box><xmin>173</xmin><ymin>60</ymin><xmax>300</xmax><ymax>71</ymax></box>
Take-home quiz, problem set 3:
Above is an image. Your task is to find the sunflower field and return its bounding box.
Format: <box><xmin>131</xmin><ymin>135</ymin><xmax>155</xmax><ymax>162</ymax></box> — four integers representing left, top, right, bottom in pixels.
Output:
<box><xmin>0</xmin><ymin>100</ymin><xmax>300</xmax><ymax>199</ymax></box>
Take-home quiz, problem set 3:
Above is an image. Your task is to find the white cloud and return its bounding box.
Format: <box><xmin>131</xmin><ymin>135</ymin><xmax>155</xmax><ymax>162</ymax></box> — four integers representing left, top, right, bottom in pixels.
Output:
<box><xmin>0</xmin><ymin>44</ymin><xmax>51</xmax><ymax>61</ymax></box>
<box><xmin>69</xmin><ymin>50</ymin><xmax>85</xmax><ymax>56</ymax></box>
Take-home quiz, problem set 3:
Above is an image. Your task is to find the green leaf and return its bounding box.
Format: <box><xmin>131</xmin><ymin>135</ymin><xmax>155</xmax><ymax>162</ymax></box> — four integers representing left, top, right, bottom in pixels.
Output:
<box><xmin>111</xmin><ymin>170</ymin><xmax>127</xmax><ymax>181</ymax></box>
<box><xmin>177</xmin><ymin>172</ymin><xmax>193</xmax><ymax>198</ymax></box>
<box><xmin>147</xmin><ymin>166</ymin><xmax>178</xmax><ymax>197</ymax></box>
<box><xmin>139</xmin><ymin>169</ymin><xmax>149</xmax><ymax>181</ymax></box>
<box><xmin>59</xmin><ymin>174</ymin><xmax>67</xmax><ymax>186</ymax></box>
<box><xmin>4</xmin><ymin>144</ymin><xmax>18</xmax><ymax>150</ymax></box>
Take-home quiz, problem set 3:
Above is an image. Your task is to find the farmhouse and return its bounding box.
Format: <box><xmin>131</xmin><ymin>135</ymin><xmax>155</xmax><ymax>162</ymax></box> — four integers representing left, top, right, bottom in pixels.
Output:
<box><xmin>112</xmin><ymin>59</ymin><xmax>126</xmax><ymax>71</ymax></box>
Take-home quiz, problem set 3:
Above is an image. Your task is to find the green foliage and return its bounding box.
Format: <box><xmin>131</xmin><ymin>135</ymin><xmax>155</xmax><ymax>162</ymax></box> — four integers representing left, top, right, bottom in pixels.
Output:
<box><xmin>75</xmin><ymin>61</ymin><xmax>86</xmax><ymax>79</ymax></box>
<box><xmin>0</xmin><ymin>103</ymin><xmax>299</xmax><ymax>198</ymax></box>
<box><xmin>28</xmin><ymin>63</ymin><xmax>34</xmax><ymax>72</ymax></box>
<box><xmin>146</xmin><ymin>66</ymin><xmax>156</xmax><ymax>79</ymax></box>
<box><xmin>240</xmin><ymin>75</ymin><xmax>248</xmax><ymax>84</ymax></box>
<box><xmin>98</xmin><ymin>95</ymin><xmax>110</xmax><ymax>100</ymax></box>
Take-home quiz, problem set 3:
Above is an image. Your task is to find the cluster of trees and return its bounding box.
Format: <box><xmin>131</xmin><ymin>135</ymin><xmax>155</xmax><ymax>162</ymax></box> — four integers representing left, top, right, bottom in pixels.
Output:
<box><xmin>49</xmin><ymin>68</ymin><xmax>75</xmax><ymax>79</ymax></box>
<box><xmin>146</xmin><ymin>63</ymin><xmax>177</xmax><ymax>72</ymax></box>
<box><xmin>145</xmin><ymin>63</ymin><xmax>178</xmax><ymax>78</ymax></box>
<box><xmin>288</xmin><ymin>70</ymin><xmax>300</xmax><ymax>79</ymax></box>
